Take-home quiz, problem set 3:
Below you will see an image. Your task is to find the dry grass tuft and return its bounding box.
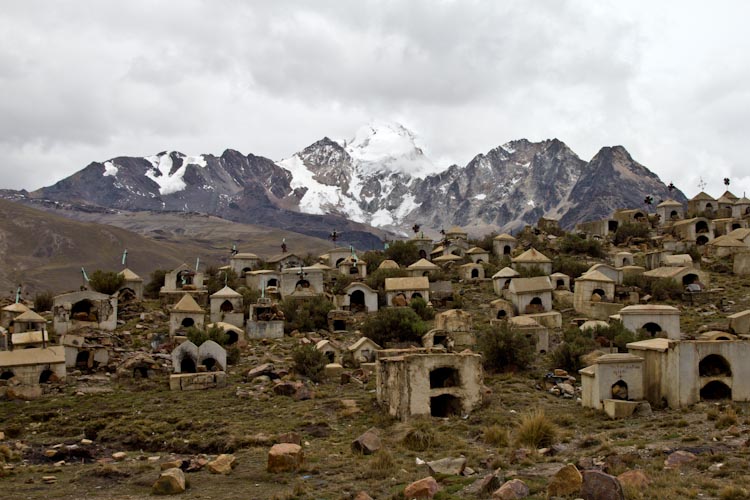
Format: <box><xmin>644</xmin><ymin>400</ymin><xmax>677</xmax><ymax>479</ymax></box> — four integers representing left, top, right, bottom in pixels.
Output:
<box><xmin>715</xmin><ymin>407</ymin><xmax>738</xmax><ymax>429</ymax></box>
<box><xmin>364</xmin><ymin>449</ymin><xmax>396</xmax><ymax>479</ymax></box>
<box><xmin>482</xmin><ymin>424</ymin><xmax>510</xmax><ymax>448</ymax></box>
<box><xmin>402</xmin><ymin>419</ymin><xmax>436</xmax><ymax>451</ymax></box>
<box><xmin>515</xmin><ymin>408</ymin><xmax>558</xmax><ymax>448</ymax></box>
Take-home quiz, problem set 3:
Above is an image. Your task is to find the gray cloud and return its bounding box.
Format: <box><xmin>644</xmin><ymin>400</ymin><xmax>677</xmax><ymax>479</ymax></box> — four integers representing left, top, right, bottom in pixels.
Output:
<box><xmin>0</xmin><ymin>0</ymin><xmax>749</xmax><ymax>199</ymax></box>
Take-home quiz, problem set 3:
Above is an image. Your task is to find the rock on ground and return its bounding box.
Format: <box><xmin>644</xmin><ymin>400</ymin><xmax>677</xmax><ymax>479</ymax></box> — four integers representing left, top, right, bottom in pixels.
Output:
<box><xmin>267</xmin><ymin>443</ymin><xmax>303</xmax><ymax>473</ymax></box>
<box><xmin>546</xmin><ymin>463</ymin><xmax>582</xmax><ymax>498</ymax></box>
<box><xmin>207</xmin><ymin>454</ymin><xmax>236</xmax><ymax>475</ymax></box>
<box><xmin>492</xmin><ymin>479</ymin><xmax>529</xmax><ymax>499</ymax></box>
<box><xmin>617</xmin><ymin>469</ymin><xmax>651</xmax><ymax>489</ymax></box>
<box><xmin>152</xmin><ymin>467</ymin><xmax>186</xmax><ymax>495</ymax></box>
<box><xmin>664</xmin><ymin>450</ymin><xmax>697</xmax><ymax>468</ymax></box>
<box><xmin>426</xmin><ymin>456</ymin><xmax>467</xmax><ymax>476</ymax></box>
<box><xmin>581</xmin><ymin>470</ymin><xmax>624</xmax><ymax>500</ymax></box>
<box><xmin>404</xmin><ymin>476</ymin><xmax>440</xmax><ymax>499</ymax></box>
<box><xmin>351</xmin><ymin>428</ymin><xmax>381</xmax><ymax>455</ymax></box>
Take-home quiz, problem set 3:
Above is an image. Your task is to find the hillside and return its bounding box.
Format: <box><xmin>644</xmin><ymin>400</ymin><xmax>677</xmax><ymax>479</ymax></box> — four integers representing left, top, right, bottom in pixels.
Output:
<box><xmin>0</xmin><ymin>199</ymin><xmax>332</xmax><ymax>294</ymax></box>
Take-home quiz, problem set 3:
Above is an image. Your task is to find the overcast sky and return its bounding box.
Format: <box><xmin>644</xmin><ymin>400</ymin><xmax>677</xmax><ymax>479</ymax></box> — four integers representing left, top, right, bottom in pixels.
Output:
<box><xmin>2</xmin><ymin>1</ymin><xmax>749</xmax><ymax>198</ymax></box>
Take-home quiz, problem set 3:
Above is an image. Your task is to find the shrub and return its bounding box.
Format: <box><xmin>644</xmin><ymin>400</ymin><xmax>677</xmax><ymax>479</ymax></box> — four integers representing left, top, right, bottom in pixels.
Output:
<box><xmin>613</xmin><ymin>222</ymin><xmax>650</xmax><ymax>245</ymax></box>
<box><xmin>558</xmin><ymin>234</ymin><xmax>605</xmax><ymax>258</ymax></box>
<box><xmin>365</xmin><ymin>268</ymin><xmax>409</xmax><ymax>292</ymax></box>
<box><xmin>402</xmin><ymin>419</ymin><xmax>435</xmax><ymax>451</ymax></box>
<box><xmin>205</xmin><ymin>267</ymin><xmax>239</xmax><ymax>295</ymax></box>
<box><xmin>482</xmin><ymin>425</ymin><xmax>509</xmax><ymax>448</ymax></box>
<box><xmin>552</xmin><ymin>256</ymin><xmax>590</xmax><ymax>279</ymax></box>
<box><xmin>648</xmin><ymin>278</ymin><xmax>683</xmax><ymax>301</ymax></box>
<box><xmin>33</xmin><ymin>291</ymin><xmax>54</xmax><ymax>312</ymax></box>
<box><xmin>280</xmin><ymin>295</ymin><xmax>334</xmax><ymax>333</ymax></box>
<box><xmin>719</xmin><ymin>486</ymin><xmax>750</xmax><ymax>500</ymax></box>
<box><xmin>716</xmin><ymin>407</ymin><xmax>738</xmax><ymax>429</ymax></box>
<box><xmin>361</xmin><ymin>250</ymin><xmax>386</xmax><ymax>274</ymax></box>
<box><xmin>236</xmin><ymin>286</ymin><xmax>260</xmax><ymax>315</ymax></box>
<box><xmin>330</xmin><ymin>275</ymin><xmax>356</xmax><ymax>295</ymax></box>
<box><xmin>360</xmin><ymin>307</ymin><xmax>427</xmax><ymax>345</ymax></box>
<box><xmin>186</xmin><ymin>325</ymin><xmax>229</xmax><ymax>346</ymax></box>
<box><xmin>88</xmin><ymin>270</ymin><xmax>125</xmax><ymax>295</ymax></box>
<box><xmin>383</xmin><ymin>240</ymin><xmax>421</xmax><ymax>267</ymax></box>
<box><xmin>587</xmin><ymin>322</ymin><xmax>647</xmax><ymax>352</ymax></box>
<box><xmin>515</xmin><ymin>408</ymin><xmax>558</xmax><ymax>448</ymax></box>
<box><xmin>364</xmin><ymin>450</ymin><xmax>396</xmax><ymax>479</ymax></box>
<box><xmin>409</xmin><ymin>297</ymin><xmax>435</xmax><ymax>320</ymax></box>
<box><xmin>144</xmin><ymin>269</ymin><xmax>168</xmax><ymax>299</ymax></box>
<box><xmin>478</xmin><ymin>323</ymin><xmax>535</xmax><ymax>372</ymax></box>
<box><xmin>549</xmin><ymin>328</ymin><xmax>598</xmax><ymax>373</ymax></box>
<box><xmin>292</xmin><ymin>344</ymin><xmax>327</xmax><ymax>382</ymax></box>
<box><xmin>518</xmin><ymin>265</ymin><xmax>547</xmax><ymax>278</ymax></box>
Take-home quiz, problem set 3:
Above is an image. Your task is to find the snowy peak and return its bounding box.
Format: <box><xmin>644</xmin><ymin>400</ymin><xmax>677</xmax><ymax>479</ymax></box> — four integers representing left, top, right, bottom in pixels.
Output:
<box><xmin>340</xmin><ymin>122</ymin><xmax>440</xmax><ymax>178</ymax></box>
<box><xmin>142</xmin><ymin>151</ymin><xmax>207</xmax><ymax>195</ymax></box>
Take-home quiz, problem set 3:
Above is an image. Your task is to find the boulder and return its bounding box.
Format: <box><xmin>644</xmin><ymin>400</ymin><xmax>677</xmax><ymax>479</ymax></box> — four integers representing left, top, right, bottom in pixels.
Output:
<box><xmin>546</xmin><ymin>464</ymin><xmax>582</xmax><ymax>498</ymax></box>
<box><xmin>152</xmin><ymin>467</ymin><xmax>186</xmax><ymax>495</ymax></box>
<box><xmin>404</xmin><ymin>476</ymin><xmax>440</xmax><ymax>499</ymax></box>
<box><xmin>207</xmin><ymin>454</ymin><xmax>236</xmax><ymax>475</ymax></box>
<box><xmin>245</xmin><ymin>363</ymin><xmax>277</xmax><ymax>380</ymax></box>
<box><xmin>464</xmin><ymin>469</ymin><xmax>503</xmax><ymax>496</ymax></box>
<box><xmin>492</xmin><ymin>479</ymin><xmax>529</xmax><ymax>499</ymax></box>
<box><xmin>617</xmin><ymin>469</ymin><xmax>650</xmax><ymax>489</ymax></box>
<box><xmin>427</xmin><ymin>456</ymin><xmax>467</xmax><ymax>476</ymax></box>
<box><xmin>664</xmin><ymin>450</ymin><xmax>696</xmax><ymax>469</ymax></box>
<box><xmin>581</xmin><ymin>470</ymin><xmax>624</xmax><ymax>500</ymax></box>
<box><xmin>354</xmin><ymin>492</ymin><xmax>373</xmax><ymax>500</ymax></box>
<box><xmin>112</xmin><ymin>451</ymin><xmax>127</xmax><ymax>461</ymax></box>
<box><xmin>351</xmin><ymin>428</ymin><xmax>381</xmax><ymax>455</ymax></box>
<box><xmin>6</xmin><ymin>385</ymin><xmax>42</xmax><ymax>401</ymax></box>
<box><xmin>267</xmin><ymin>443</ymin><xmax>303</xmax><ymax>473</ymax></box>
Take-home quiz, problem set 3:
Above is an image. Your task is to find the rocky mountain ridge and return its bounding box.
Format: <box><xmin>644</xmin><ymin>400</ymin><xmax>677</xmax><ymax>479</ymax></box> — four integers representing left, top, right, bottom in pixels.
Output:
<box><xmin>20</xmin><ymin>123</ymin><xmax>686</xmax><ymax>240</ymax></box>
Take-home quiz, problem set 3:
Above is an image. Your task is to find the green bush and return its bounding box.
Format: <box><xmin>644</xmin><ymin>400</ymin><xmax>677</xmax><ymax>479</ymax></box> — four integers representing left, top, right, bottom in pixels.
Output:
<box><xmin>558</xmin><ymin>234</ymin><xmax>605</xmax><ymax>258</ymax></box>
<box><xmin>360</xmin><ymin>307</ymin><xmax>427</xmax><ymax>345</ymax></box>
<box><xmin>478</xmin><ymin>323</ymin><xmax>535</xmax><ymax>372</ymax></box>
<box><xmin>586</xmin><ymin>322</ymin><xmax>647</xmax><ymax>352</ymax></box>
<box><xmin>409</xmin><ymin>297</ymin><xmax>435</xmax><ymax>320</ymax></box>
<box><xmin>548</xmin><ymin>328</ymin><xmax>598</xmax><ymax>373</ymax></box>
<box><xmin>613</xmin><ymin>222</ymin><xmax>650</xmax><ymax>245</ymax></box>
<box><xmin>88</xmin><ymin>270</ymin><xmax>125</xmax><ymax>295</ymax></box>
<box><xmin>292</xmin><ymin>344</ymin><xmax>328</xmax><ymax>382</ymax></box>
<box><xmin>186</xmin><ymin>324</ymin><xmax>229</xmax><ymax>346</ymax></box>
<box><xmin>205</xmin><ymin>267</ymin><xmax>239</xmax><ymax>295</ymax></box>
<box><xmin>383</xmin><ymin>240</ymin><xmax>421</xmax><ymax>267</ymax></box>
<box><xmin>33</xmin><ymin>291</ymin><xmax>54</xmax><ymax>312</ymax></box>
<box><xmin>330</xmin><ymin>275</ymin><xmax>357</xmax><ymax>295</ymax></box>
<box><xmin>361</xmin><ymin>250</ymin><xmax>387</xmax><ymax>274</ymax></box>
<box><xmin>280</xmin><ymin>295</ymin><xmax>334</xmax><ymax>333</ymax></box>
<box><xmin>648</xmin><ymin>278</ymin><xmax>683</xmax><ymax>301</ymax></box>
<box><xmin>144</xmin><ymin>269</ymin><xmax>168</xmax><ymax>299</ymax></box>
<box><xmin>552</xmin><ymin>256</ymin><xmax>590</xmax><ymax>278</ymax></box>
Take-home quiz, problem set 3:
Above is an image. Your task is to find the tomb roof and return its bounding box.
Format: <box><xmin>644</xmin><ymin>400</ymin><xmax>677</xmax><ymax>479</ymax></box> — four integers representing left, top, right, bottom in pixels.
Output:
<box><xmin>508</xmin><ymin>276</ymin><xmax>553</xmax><ymax>294</ymax></box>
<box><xmin>2</xmin><ymin>303</ymin><xmax>29</xmax><ymax>313</ymax></box>
<box><xmin>656</xmin><ymin>199</ymin><xmax>683</xmax><ymax>208</ymax></box>
<box><xmin>492</xmin><ymin>267</ymin><xmax>520</xmax><ymax>279</ymax></box>
<box><xmin>432</xmin><ymin>254</ymin><xmax>463</xmax><ymax>262</ymax></box>
<box><xmin>466</xmin><ymin>247</ymin><xmax>489</xmax><ymax>255</ymax></box>
<box><xmin>512</xmin><ymin>247</ymin><xmax>552</xmax><ymax>263</ymax></box>
<box><xmin>407</xmin><ymin>258</ymin><xmax>440</xmax><ymax>271</ymax></box>
<box><xmin>384</xmin><ymin>277</ymin><xmax>430</xmax><ymax>292</ymax></box>
<box><xmin>578</xmin><ymin>270</ymin><xmax>615</xmax><ymax>283</ymax></box>
<box><xmin>626</xmin><ymin>338</ymin><xmax>671</xmax><ymax>352</ymax></box>
<box><xmin>172</xmin><ymin>294</ymin><xmax>204</xmax><ymax>313</ymax></box>
<box><xmin>210</xmin><ymin>286</ymin><xmax>242</xmax><ymax>298</ymax></box>
<box><xmin>13</xmin><ymin>310</ymin><xmax>46</xmax><ymax>322</ymax></box>
<box><xmin>232</xmin><ymin>252</ymin><xmax>259</xmax><ymax>259</ymax></box>
<box><xmin>0</xmin><ymin>346</ymin><xmax>65</xmax><ymax>367</ymax></box>
<box><xmin>493</xmin><ymin>233</ymin><xmax>517</xmax><ymax>241</ymax></box>
<box><xmin>11</xmin><ymin>330</ymin><xmax>49</xmax><ymax>345</ymax></box>
<box><xmin>689</xmin><ymin>191</ymin><xmax>716</xmax><ymax>202</ymax></box>
<box><xmin>118</xmin><ymin>268</ymin><xmax>142</xmax><ymax>281</ymax></box>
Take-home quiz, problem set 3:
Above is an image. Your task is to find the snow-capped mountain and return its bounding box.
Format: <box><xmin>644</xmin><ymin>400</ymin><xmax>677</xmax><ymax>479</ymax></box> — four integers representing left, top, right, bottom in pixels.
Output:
<box><xmin>22</xmin><ymin>123</ymin><xmax>685</xmax><ymax>243</ymax></box>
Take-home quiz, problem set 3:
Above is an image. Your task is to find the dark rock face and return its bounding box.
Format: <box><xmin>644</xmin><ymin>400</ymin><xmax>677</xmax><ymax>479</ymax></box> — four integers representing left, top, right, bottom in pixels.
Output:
<box><xmin>24</xmin><ymin>131</ymin><xmax>685</xmax><ymax>243</ymax></box>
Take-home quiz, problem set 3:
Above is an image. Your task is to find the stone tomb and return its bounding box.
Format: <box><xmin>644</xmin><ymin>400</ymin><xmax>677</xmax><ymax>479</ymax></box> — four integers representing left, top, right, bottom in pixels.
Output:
<box><xmin>159</xmin><ymin>264</ymin><xmax>207</xmax><ymax>306</ymax></box>
<box><xmin>580</xmin><ymin>353</ymin><xmax>644</xmax><ymax>414</ymax></box>
<box><xmin>617</xmin><ymin>304</ymin><xmax>680</xmax><ymax>339</ymax></box>
<box><xmin>492</xmin><ymin>233</ymin><xmax>517</xmax><ymax>257</ymax></box>
<box><xmin>384</xmin><ymin>277</ymin><xmax>430</xmax><ymax>307</ymax></box>
<box><xmin>573</xmin><ymin>271</ymin><xmax>617</xmax><ymax>320</ymax></box>
<box><xmin>209</xmin><ymin>286</ymin><xmax>244</xmax><ymax>327</ymax></box>
<box><xmin>492</xmin><ymin>267</ymin><xmax>520</xmax><ymax>297</ymax></box>
<box><xmin>0</xmin><ymin>346</ymin><xmax>66</xmax><ymax>386</ymax></box>
<box><xmin>339</xmin><ymin>282</ymin><xmax>378</xmax><ymax>313</ymax></box>
<box><xmin>169</xmin><ymin>294</ymin><xmax>205</xmax><ymax>335</ymax></box>
<box><xmin>458</xmin><ymin>263</ymin><xmax>485</xmax><ymax>281</ymax></box>
<box><xmin>170</xmin><ymin>340</ymin><xmax>227</xmax><ymax>391</ymax></box>
<box><xmin>490</xmin><ymin>298</ymin><xmax>515</xmax><ymax>321</ymax></box>
<box><xmin>246</xmin><ymin>298</ymin><xmax>284</xmax><ymax>339</ymax></box>
<box><xmin>509</xmin><ymin>316</ymin><xmax>550</xmax><ymax>353</ymax></box>
<box><xmin>118</xmin><ymin>268</ymin><xmax>144</xmax><ymax>301</ymax></box>
<box><xmin>53</xmin><ymin>290</ymin><xmax>118</xmax><ymax>334</ymax></box>
<box><xmin>728</xmin><ymin>310</ymin><xmax>750</xmax><ymax>335</ymax></box>
<box><xmin>376</xmin><ymin>350</ymin><xmax>483</xmax><ymax>420</ymax></box>
<box><xmin>281</xmin><ymin>266</ymin><xmax>325</xmax><ymax>298</ymax></box>
<box><xmin>1</xmin><ymin>303</ymin><xmax>29</xmax><ymax>329</ymax></box>
<box><xmin>508</xmin><ymin>276</ymin><xmax>553</xmax><ymax>315</ymax></box>
<box><xmin>627</xmin><ymin>338</ymin><xmax>750</xmax><ymax>408</ymax></box>
<box><xmin>423</xmin><ymin>310</ymin><xmax>476</xmax><ymax>349</ymax></box>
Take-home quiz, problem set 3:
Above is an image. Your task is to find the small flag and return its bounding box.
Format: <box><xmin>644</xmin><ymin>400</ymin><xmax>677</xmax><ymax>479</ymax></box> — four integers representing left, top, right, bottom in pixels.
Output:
<box><xmin>81</xmin><ymin>267</ymin><xmax>90</xmax><ymax>282</ymax></box>
<box><xmin>121</xmin><ymin>249</ymin><xmax>128</xmax><ymax>266</ymax></box>
<box><xmin>195</xmin><ymin>257</ymin><xmax>200</xmax><ymax>271</ymax></box>
<box><xmin>15</xmin><ymin>286</ymin><xmax>21</xmax><ymax>304</ymax></box>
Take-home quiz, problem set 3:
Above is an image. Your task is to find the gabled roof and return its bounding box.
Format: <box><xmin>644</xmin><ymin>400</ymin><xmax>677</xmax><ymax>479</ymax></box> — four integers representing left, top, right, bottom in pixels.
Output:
<box><xmin>384</xmin><ymin>277</ymin><xmax>430</xmax><ymax>292</ymax></box>
<box><xmin>343</xmin><ymin>282</ymin><xmax>376</xmax><ymax>293</ymax></box>
<box><xmin>492</xmin><ymin>267</ymin><xmax>520</xmax><ymax>279</ymax></box>
<box><xmin>211</xmin><ymin>286</ymin><xmax>242</xmax><ymax>298</ymax></box>
<box><xmin>720</xmin><ymin>190</ymin><xmax>738</xmax><ymax>201</ymax></box>
<box><xmin>446</xmin><ymin>226</ymin><xmax>467</xmax><ymax>235</ymax></box>
<box><xmin>578</xmin><ymin>270</ymin><xmax>615</xmax><ymax>283</ymax></box>
<box><xmin>408</xmin><ymin>258</ymin><xmax>439</xmax><ymax>271</ymax></box>
<box><xmin>172</xmin><ymin>294</ymin><xmax>205</xmax><ymax>313</ymax></box>
<box><xmin>663</xmin><ymin>254</ymin><xmax>693</xmax><ymax>265</ymax></box>
<box><xmin>511</xmin><ymin>247</ymin><xmax>551</xmax><ymax>264</ymax></box>
<box><xmin>348</xmin><ymin>337</ymin><xmax>381</xmax><ymax>352</ymax></box>
<box><xmin>708</xmin><ymin>235</ymin><xmax>746</xmax><ymax>247</ymax></box>
<box><xmin>727</xmin><ymin>228</ymin><xmax>750</xmax><ymax>240</ymax></box>
<box><xmin>508</xmin><ymin>276</ymin><xmax>553</xmax><ymax>294</ymax></box>
<box><xmin>734</xmin><ymin>197</ymin><xmax>750</xmax><ymax>205</ymax></box>
<box><xmin>466</xmin><ymin>247</ymin><xmax>489</xmax><ymax>255</ymax></box>
<box><xmin>493</xmin><ymin>233</ymin><xmax>516</xmax><ymax>241</ymax></box>
<box><xmin>642</xmin><ymin>266</ymin><xmax>692</xmax><ymax>279</ymax></box>
<box><xmin>232</xmin><ymin>252</ymin><xmax>259</xmax><ymax>259</ymax></box>
<box><xmin>656</xmin><ymin>199</ymin><xmax>683</xmax><ymax>208</ymax></box>
<box><xmin>308</xmin><ymin>262</ymin><xmax>332</xmax><ymax>271</ymax></box>
<box><xmin>432</xmin><ymin>254</ymin><xmax>463</xmax><ymax>262</ymax></box>
<box><xmin>2</xmin><ymin>303</ymin><xmax>29</xmax><ymax>313</ymax></box>
<box><xmin>266</xmin><ymin>253</ymin><xmax>299</xmax><ymax>263</ymax></box>
<box><xmin>13</xmin><ymin>310</ymin><xmax>46</xmax><ymax>323</ymax></box>
<box><xmin>378</xmin><ymin>259</ymin><xmax>400</xmax><ymax>270</ymax></box>
<box><xmin>119</xmin><ymin>268</ymin><xmax>142</xmax><ymax>281</ymax></box>
<box><xmin>689</xmin><ymin>191</ymin><xmax>716</xmax><ymax>202</ymax></box>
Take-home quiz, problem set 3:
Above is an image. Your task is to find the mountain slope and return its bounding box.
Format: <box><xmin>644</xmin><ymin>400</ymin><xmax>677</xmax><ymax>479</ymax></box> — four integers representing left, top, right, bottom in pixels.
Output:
<box><xmin>23</xmin><ymin>123</ymin><xmax>685</xmax><ymax>238</ymax></box>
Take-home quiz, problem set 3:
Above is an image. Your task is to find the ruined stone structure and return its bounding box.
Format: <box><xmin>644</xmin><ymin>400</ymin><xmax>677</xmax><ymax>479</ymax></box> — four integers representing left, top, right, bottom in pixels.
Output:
<box><xmin>53</xmin><ymin>290</ymin><xmax>118</xmax><ymax>334</ymax></box>
<box><xmin>0</xmin><ymin>346</ymin><xmax>66</xmax><ymax>386</ymax></box>
<box><xmin>159</xmin><ymin>264</ymin><xmax>207</xmax><ymax>306</ymax></box>
<box><xmin>376</xmin><ymin>350</ymin><xmax>483</xmax><ymax>420</ymax></box>
<box><xmin>281</xmin><ymin>266</ymin><xmax>325</xmax><ymax>298</ymax></box>
<box><xmin>246</xmin><ymin>298</ymin><xmax>284</xmax><ymax>339</ymax></box>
